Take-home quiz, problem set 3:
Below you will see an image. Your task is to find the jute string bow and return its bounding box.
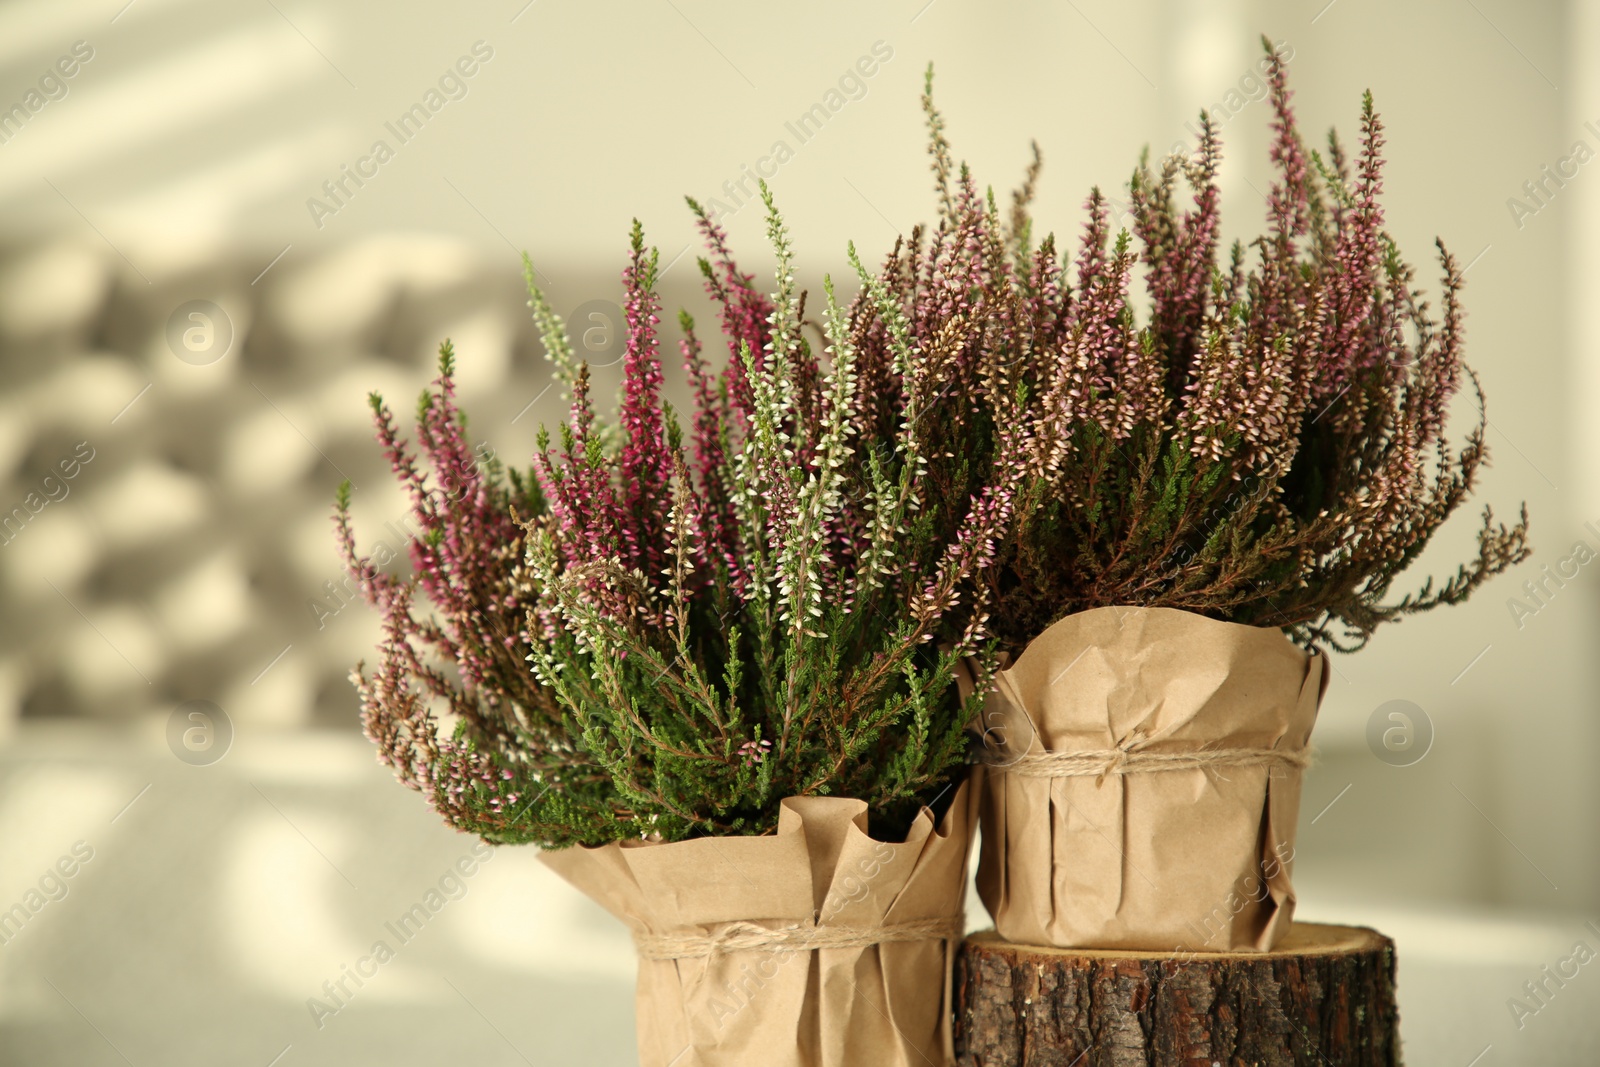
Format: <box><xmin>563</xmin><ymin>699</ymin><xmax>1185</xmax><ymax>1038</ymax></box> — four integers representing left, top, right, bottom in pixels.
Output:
<box><xmin>634</xmin><ymin>915</ymin><xmax>965</xmax><ymax>961</ymax></box>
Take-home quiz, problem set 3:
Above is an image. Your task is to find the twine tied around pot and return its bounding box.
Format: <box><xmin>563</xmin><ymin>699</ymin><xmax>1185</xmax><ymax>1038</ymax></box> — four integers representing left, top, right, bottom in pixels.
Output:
<box><xmin>981</xmin><ymin>727</ymin><xmax>1311</xmax><ymax>783</ymax></box>
<box><xmin>633</xmin><ymin>915</ymin><xmax>966</xmax><ymax>961</ymax></box>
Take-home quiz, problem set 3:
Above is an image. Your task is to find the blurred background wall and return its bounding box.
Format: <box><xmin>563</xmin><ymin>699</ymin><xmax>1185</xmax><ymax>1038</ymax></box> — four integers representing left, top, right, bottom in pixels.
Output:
<box><xmin>0</xmin><ymin>1</ymin><xmax>1593</xmax><ymax>1063</ymax></box>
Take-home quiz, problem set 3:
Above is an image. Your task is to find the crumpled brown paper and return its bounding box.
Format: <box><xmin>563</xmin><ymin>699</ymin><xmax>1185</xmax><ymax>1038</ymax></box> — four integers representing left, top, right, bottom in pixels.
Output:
<box><xmin>975</xmin><ymin>606</ymin><xmax>1329</xmax><ymax>952</ymax></box>
<box><xmin>540</xmin><ymin>779</ymin><xmax>978</xmax><ymax>1067</ymax></box>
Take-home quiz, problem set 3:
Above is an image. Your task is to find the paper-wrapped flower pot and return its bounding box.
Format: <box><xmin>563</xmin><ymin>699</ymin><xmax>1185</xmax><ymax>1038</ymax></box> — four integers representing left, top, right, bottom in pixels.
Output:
<box><xmin>975</xmin><ymin>606</ymin><xmax>1329</xmax><ymax>952</ymax></box>
<box><xmin>541</xmin><ymin>780</ymin><xmax>978</xmax><ymax>1067</ymax></box>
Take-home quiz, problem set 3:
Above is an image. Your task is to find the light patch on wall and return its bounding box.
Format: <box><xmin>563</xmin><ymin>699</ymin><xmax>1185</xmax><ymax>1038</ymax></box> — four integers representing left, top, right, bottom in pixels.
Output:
<box><xmin>0</xmin><ymin>764</ymin><xmax>127</xmax><ymax>908</ymax></box>
<box><xmin>62</xmin><ymin>603</ymin><xmax>162</xmax><ymax>701</ymax></box>
<box><xmin>102</xmin><ymin>125</ymin><xmax>346</xmax><ymax>274</ymax></box>
<box><xmin>441</xmin><ymin>851</ymin><xmax>637</xmax><ymax>982</ymax></box>
<box><xmin>0</xmin><ymin>242</ymin><xmax>109</xmax><ymax>340</ymax></box>
<box><xmin>221</xmin><ymin>654</ymin><xmax>313</xmax><ymax>729</ymax></box>
<box><xmin>1</xmin><ymin>506</ymin><xmax>95</xmax><ymax>594</ymax></box>
<box><xmin>218</xmin><ymin>809</ymin><xmax>435</xmax><ymax>1003</ymax></box>
<box><xmin>269</xmin><ymin>236</ymin><xmax>479</xmax><ymax>345</ymax></box>
<box><xmin>0</xmin><ymin>0</ymin><xmax>189</xmax><ymax>70</ymax></box>
<box><xmin>0</xmin><ymin>23</ymin><xmax>325</xmax><ymax>203</ymax></box>
<box><xmin>86</xmin><ymin>461</ymin><xmax>208</xmax><ymax>550</ymax></box>
<box><xmin>153</xmin><ymin>550</ymin><xmax>252</xmax><ymax>653</ymax></box>
<box><xmin>221</xmin><ymin>402</ymin><xmax>323</xmax><ymax>495</ymax></box>
<box><xmin>225</xmin><ymin>730</ymin><xmax>372</xmax><ymax>787</ymax></box>
<box><xmin>16</xmin><ymin>355</ymin><xmax>145</xmax><ymax>428</ymax></box>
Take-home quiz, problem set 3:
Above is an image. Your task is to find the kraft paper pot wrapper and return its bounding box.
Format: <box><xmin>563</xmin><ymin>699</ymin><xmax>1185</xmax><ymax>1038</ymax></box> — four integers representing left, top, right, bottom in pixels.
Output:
<box><xmin>540</xmin><ymin>779</ymin><xmax>978</xmax><ymax>1067</ymax></box>
<box><xmin>974</xmin><ymin>606</ymin><xmax>1329</xmax><ymax>952</ymax></box>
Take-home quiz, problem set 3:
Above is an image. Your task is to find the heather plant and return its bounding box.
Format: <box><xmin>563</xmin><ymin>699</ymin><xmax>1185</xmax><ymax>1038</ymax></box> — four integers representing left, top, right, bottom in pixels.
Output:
<box><xmin>339</xmin><ymin>197</ymin><xmax>1021</xmax><ymax>847</ymax></box>
<box><xmin>851</xmin><ymin>42</ymin><xmax>1528</xmax><ymax>654</ymax></box>
<box><xmin>339</xmin><ymin>41</ymin><xmax>1526</xmax><ymax>853</ymax></box>
<box><xmin>519</xmin><ymin>204</ymin><xmax>1024</xmax><ymax>844</ymax></box>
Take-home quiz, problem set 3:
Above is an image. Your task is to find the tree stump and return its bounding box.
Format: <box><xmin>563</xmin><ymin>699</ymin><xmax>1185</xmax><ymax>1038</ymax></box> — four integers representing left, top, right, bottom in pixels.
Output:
<box><xmin>954</xmin><ymin>922</ymin><xmax>1400</xmax><ymax>1067</ymax></box>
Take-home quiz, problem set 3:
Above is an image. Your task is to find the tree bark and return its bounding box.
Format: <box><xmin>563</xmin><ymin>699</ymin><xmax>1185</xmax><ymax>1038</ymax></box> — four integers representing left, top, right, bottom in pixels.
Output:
<box><xmin>954</xmin><ymin>922</ymin><xmax>1400</xmax><ymax>1067</ymax></box>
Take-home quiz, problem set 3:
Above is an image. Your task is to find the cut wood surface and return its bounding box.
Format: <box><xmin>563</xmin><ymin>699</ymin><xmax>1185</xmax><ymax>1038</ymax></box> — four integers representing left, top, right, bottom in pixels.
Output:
<box><xmin>954</xmin><ymin>922</ymin><xmax>1400</xmax><ymax>1066</ymax></box>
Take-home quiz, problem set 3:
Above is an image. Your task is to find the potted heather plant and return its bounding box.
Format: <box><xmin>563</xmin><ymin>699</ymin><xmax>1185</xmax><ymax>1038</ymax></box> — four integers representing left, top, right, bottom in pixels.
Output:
<box><xmin>526</xmin><ymin>208</ymin><xmax>1030</xmax><ymax>1067</ymax></box>
<box><xmin>841</xmin><ymin>45</ymin><xmax>1529</xmax><ymax>952</ymax></box>
<box><xmin>338</xmin><ymin>196</ymin><xmax>1026</xmax><ymax>1064</ymax></box>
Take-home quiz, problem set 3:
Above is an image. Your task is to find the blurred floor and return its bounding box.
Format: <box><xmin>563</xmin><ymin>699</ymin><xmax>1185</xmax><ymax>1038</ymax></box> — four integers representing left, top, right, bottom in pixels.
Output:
<box><xmin>0</xmin><ymin>722</ymin><xmax>638</xmax><ymax>1067</ymax></box>
<box><xmin>0</xmin><ymin>721</ymin><xmax>1595</xmax><ymax>1066</ymax></box>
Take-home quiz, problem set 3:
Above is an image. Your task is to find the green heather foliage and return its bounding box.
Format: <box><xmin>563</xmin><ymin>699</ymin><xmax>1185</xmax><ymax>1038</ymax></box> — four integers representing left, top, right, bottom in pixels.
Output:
<box><xmin>337</xmin><ymin>40</ymin><xmax>1528</xmax><ymax>849</ymax></box>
